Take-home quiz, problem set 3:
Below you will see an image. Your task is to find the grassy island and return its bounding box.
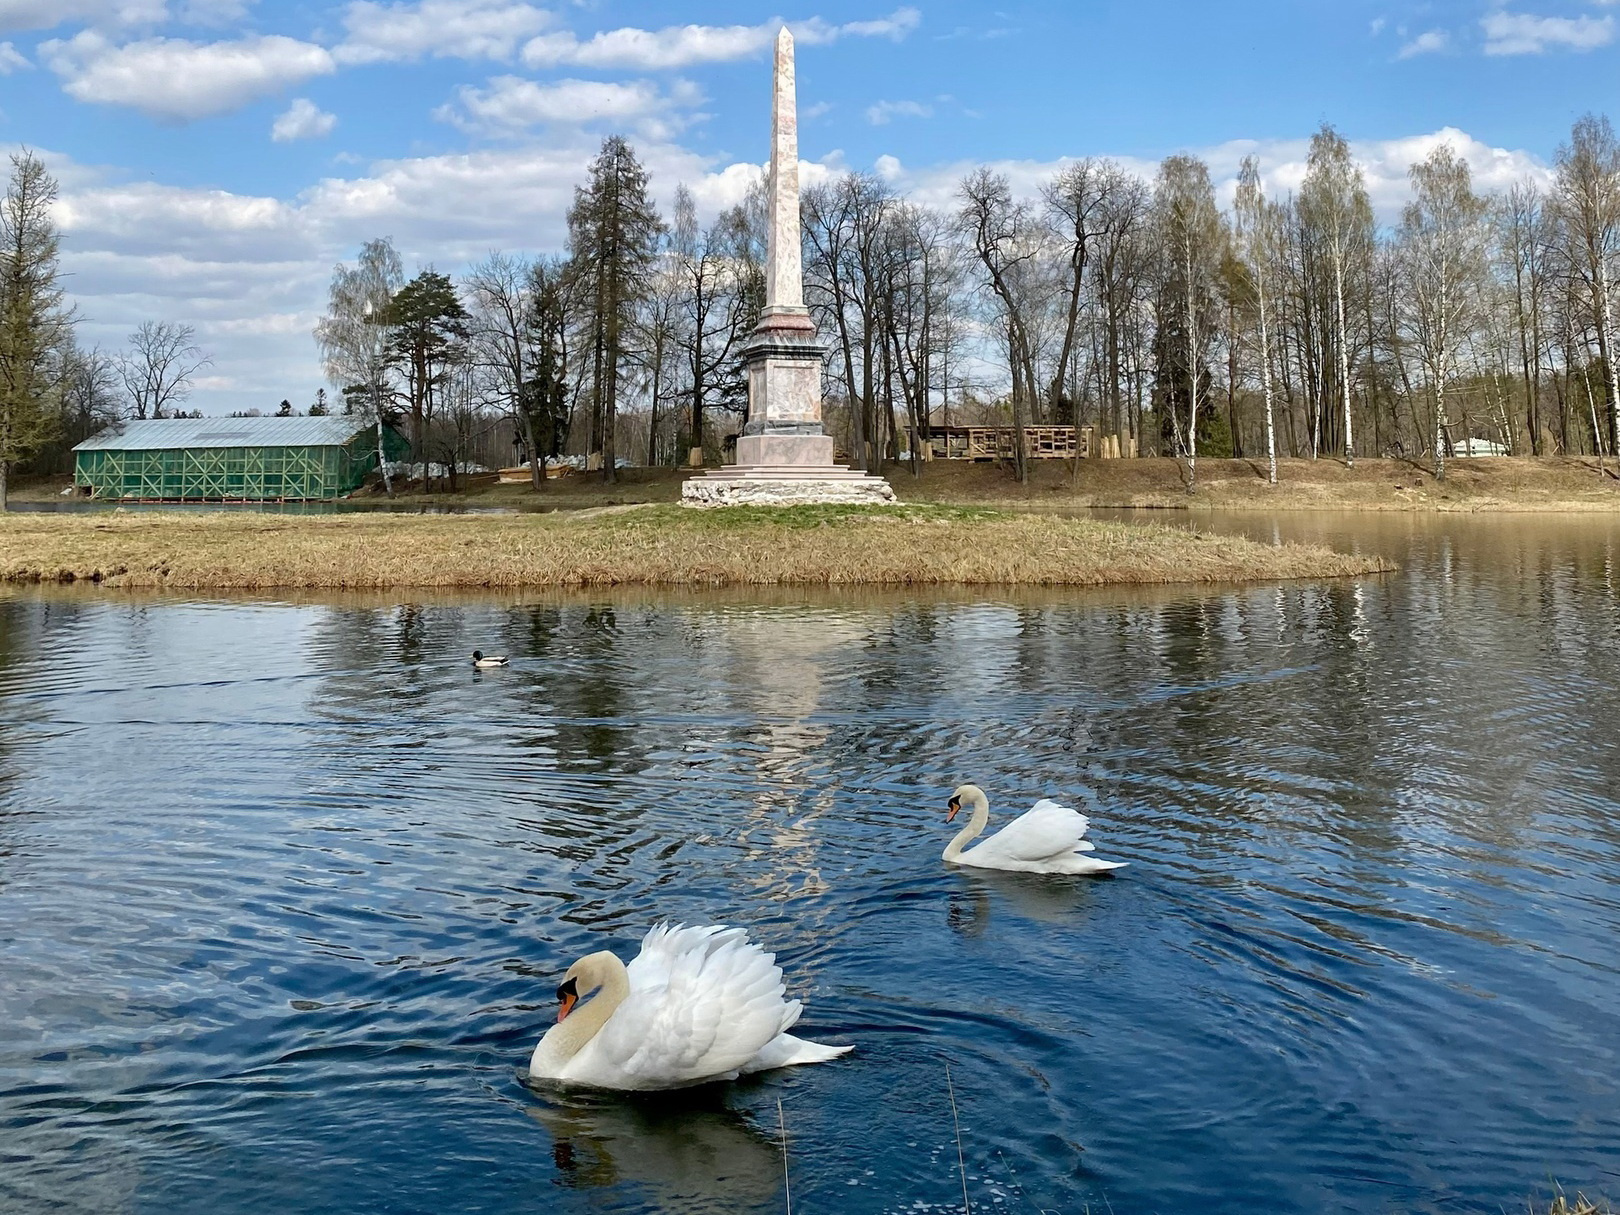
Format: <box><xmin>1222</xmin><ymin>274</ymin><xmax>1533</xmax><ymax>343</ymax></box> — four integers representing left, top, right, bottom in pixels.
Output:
<box><xmin>0</xmin><ymin>504</ymin><xmax>1390</xmax><ymax>590</ymax></box>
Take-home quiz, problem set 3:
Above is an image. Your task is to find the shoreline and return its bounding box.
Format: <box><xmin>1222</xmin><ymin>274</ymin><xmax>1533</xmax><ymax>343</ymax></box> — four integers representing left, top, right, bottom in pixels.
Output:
<box><xmin>14</xmin><ymin>456</ymin><xmax>1620</xmax><ymax>515</ymax></box>
<box><xmin>0</xmin><ymin>504</ymin><xmax>1392</xmax><ymax>590</ymax></box>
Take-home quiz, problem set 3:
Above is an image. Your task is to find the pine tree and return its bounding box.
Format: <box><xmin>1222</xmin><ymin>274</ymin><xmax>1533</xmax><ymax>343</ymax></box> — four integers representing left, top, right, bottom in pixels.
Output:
<box><xmin>567</xmin><ymin>136</ymin><xmax>663</xmax><ymax>482</ymax></box>
<box><xmin>385</xmin><ymin>269</ymin><xmax>470</xmax><ymax>479</ymax></box>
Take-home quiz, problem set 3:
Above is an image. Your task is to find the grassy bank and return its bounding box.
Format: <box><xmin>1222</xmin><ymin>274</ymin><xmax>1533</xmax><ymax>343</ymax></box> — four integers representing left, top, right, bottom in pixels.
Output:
<box><xmin>898</xmin><ymin>455</ymin><xmax>1620</xmax><ymax>511</ymax></box>
<box><xmin>0</xmin><ymin>504</ymin><xmax>1390</xmax><ymax>590</ymax></box>
<box><xmin>18</xmin><ymin>455</ymin><xmax>1620</xmax><ymax>512</ymax></box>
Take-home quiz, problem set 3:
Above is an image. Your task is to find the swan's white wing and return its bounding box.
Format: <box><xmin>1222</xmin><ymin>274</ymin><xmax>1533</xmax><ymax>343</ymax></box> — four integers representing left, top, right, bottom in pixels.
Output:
<box><xmin>1030</xmin><ymin>799</ymin><xmax>1095</xmax><ymax>849</ymax></box>
<box><xmin>970</xmin><ymin>799</ymin><xmax>1093</xmax><ymax>864</ymax></box>
<box><xmin>595</xmin><ymin>924</ymin><xmax>798</xmax><ymax>1087</ymax></box>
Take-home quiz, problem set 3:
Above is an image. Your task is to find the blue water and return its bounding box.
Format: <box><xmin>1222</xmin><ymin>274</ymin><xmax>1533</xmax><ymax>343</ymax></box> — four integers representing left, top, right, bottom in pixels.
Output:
<box><xmin>1</xmin><ymin>513</ymin><xmax>1617</xmax><ymax>1214</ymax></box>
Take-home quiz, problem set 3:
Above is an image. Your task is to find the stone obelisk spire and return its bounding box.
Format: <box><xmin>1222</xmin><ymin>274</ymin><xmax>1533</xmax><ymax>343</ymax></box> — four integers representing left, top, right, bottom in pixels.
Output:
<box><xmin>763</xmin><ymin>26</ymin><xmax>806</xmax><ymax>320</ymax></box>
<box><xmin>680</xmin><ymin>24</ymin><xmax>894</xmax><ymax>506</ymax></box>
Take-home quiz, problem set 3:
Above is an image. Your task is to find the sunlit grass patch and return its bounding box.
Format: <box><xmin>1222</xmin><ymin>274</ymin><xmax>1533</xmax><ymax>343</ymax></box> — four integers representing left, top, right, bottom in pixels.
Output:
<box><xmin>0</xmin><ymin>506</ymin><xmax>1393</xmax><ymax>590</ymax></box>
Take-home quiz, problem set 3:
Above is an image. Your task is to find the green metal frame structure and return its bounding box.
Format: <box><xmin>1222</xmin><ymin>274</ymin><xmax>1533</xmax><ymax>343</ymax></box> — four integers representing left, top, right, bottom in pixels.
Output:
<box><xmin>74</xmin><ymin>427</ymin><xmax>410</xmax><ymax>502</ymax></box>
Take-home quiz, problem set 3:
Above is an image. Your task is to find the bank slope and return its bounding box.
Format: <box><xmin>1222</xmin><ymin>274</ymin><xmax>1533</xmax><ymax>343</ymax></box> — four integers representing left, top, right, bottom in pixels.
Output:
<box><xmin>0</xmin><ymin>506</ymin><xmax>1392</xmax><ymax>589</ymax></box>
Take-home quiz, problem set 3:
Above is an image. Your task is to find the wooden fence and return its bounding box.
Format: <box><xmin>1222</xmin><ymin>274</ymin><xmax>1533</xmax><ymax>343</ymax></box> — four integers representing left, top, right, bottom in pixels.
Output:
<box><xmin>925</xmin><ymin>426</ymin><xmax>1093</xmax><ymax>461</ymax></box>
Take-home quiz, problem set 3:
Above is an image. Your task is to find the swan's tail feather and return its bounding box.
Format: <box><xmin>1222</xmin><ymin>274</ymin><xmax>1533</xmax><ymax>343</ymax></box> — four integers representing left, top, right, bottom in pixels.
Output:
<box><xmin>778</xmin><ymin>1037</ymin><xmax>854</xmax><ymax>1065</ymax></box>
<box><xmin>740</xmin><ymin>1032</ymin><xmax>854</xmax><ymax>1073</ymax></box>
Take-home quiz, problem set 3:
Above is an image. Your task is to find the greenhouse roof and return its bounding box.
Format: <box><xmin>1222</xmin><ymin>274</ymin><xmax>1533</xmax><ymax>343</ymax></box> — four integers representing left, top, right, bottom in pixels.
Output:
<box><xmin>74</xmin><ymin>416</ymin><xmax>371</xmax><ymax>452</ymax></box>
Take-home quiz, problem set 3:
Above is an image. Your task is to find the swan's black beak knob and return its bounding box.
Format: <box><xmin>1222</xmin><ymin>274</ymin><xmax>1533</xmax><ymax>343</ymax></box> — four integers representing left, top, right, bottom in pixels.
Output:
<box><xmin>946</xmin><ymin>796</ymin><xmax>961</xmax><ymax>823</ymax></box>
<box><xmin>556</xmin><ymin>977</ymin><xmax>578</xmax><ymax>1022</ymax></box>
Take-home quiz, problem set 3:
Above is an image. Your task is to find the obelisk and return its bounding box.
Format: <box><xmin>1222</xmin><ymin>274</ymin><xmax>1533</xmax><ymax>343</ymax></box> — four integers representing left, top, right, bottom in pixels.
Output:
<box><xmin>682</xmin><ymin>25</ymin><xmax>894</xmax><ymax>507</ymax></box>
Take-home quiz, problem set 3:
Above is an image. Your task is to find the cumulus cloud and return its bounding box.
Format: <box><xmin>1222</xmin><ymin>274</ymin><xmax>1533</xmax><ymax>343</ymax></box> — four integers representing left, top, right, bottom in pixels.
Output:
<box><xmin>1481</xmin><ymin>10</ymin><xmax>1615</xmax><ymax>54</ymax></box>
<box><xmin>435</xmin><ymin>75</ymin><xmax>703</xmax><ymax>136</ymax></box>
<box><xmin>0</xmin><ymin>0</ymin><xmax>165</xmax><ymax>34</ymax></box>
<box><xmin>1396</xmin><ymin>28</ymin><xmax>1449</xmax><ymax>58</ymax></box>
<box><xmin>43</xmin><ymin>31</ymin><xmax>336</xmax><ymax>120</ymax></box>
<box><xmin>0</xmin><ymin>39</ymin><xmax>28</xmax><ymax>70</ymax></box>
<box><xmin>867</xmin><ymin>127</ymin><xmax>1552</xmax><ymax>225</ymax></box>
<box><xmin>39</xmin><ymin>122</ymin><xmax>1546</xmax><ymax>415</ymax></box>
<box><xmin>521</xmin><ymin>6</ymin><xmax>920</xmax><ymax>70</ymax></box>
<box><xmin>866</xmin><ymin>98</ymin><xmax>932</xmax><ymax>125</ymax></box>
<box><xmin>271</xmin><ymin>98</ymin><xmax>336</xmax><ymax>142</ymax></box>
<box><xmin>335</xmin><ymin>0</ymin><xmax>551</xmax><ymax>65</ymax></box>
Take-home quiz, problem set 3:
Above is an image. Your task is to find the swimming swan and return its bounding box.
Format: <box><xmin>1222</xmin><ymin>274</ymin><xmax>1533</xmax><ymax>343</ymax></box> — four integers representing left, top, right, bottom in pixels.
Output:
<box><xmin>472</xmin><ymin>650</ymin><xmax>509</xmax><ymax>668</ymax></box>
<box><xmin>528</xmin><ymin>923</ymin><xmax>851</xmax><ymax>1090</ymax></box>
<box><xmin>943</xmin><ymin>784</ymin><xmax>1127</xmax><ymax>875</ymax></box>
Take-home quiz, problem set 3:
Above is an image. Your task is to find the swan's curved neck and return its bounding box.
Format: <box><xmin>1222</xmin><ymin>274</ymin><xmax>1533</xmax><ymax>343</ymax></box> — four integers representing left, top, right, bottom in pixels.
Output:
<box><xmin>549</xmin><ymin>953</ymin><xmax>630</xmax><ymax>1061</ymax></box>
<box><xmin>943</xmin><ymin>789</ymin><xmax>990</xmax><ymax>861</ymax></box>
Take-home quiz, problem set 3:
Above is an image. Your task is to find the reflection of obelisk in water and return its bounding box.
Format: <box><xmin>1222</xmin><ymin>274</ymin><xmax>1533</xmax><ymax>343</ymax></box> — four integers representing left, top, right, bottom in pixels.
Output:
<box><xmin>682</xmin><ymin>27</ymin><xmax>895</xmax><ymax>507</ymax></box>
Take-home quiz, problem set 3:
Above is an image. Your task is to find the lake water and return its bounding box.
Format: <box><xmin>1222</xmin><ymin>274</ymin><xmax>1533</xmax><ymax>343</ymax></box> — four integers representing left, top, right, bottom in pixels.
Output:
<box><xmin>1</xmin><ymin>513</ymin><xmax>1617</xmax><ymax>1215</ymax></box>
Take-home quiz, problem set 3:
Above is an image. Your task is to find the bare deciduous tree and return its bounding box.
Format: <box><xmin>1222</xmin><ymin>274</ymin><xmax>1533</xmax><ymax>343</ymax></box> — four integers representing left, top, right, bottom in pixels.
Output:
<box><xmin>120</xmin><ymin>321</ymin><xmax>210</xmax><ymax>422</ymax></box>
<box><xmin>314</xmin><ymin>236</ymin><xmax>403</xmax><ymax>494</ymax></box>
<box><xmin>1400</xmin><ymin>144</ymin><xmax>1488</xmax><ymax>481</ymax></box>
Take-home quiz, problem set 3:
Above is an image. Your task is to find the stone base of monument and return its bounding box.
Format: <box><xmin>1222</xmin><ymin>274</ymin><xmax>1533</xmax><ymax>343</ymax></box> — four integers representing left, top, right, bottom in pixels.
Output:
<box><xmin>681</xmin><ymin>465</ymin><xmax>897</xmax><ymax>508</ymax></box>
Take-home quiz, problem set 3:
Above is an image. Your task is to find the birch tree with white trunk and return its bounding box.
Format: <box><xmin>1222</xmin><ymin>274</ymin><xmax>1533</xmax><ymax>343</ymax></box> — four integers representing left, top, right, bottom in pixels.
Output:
<box><xmin>1300</xmin><ymin>125</ymin><xmax>1373</xmax><ymax>467</ymax></box>
<box><xmin>315</xmin><ymin>237</ymin><xmax>404</xmax><ymax>495</ymax></box>
<box><xmin>1154</xmin><ymin>155</ymin><xmax>1222</xmax><ymax>487</ymax></box>
<box><xmin>1399</xmin><ymin>145</ymin><xmax>1487</xmax><ymax>483</ymax></box>
<box><xmin>1552</xmin><ymin>114</ymin><xmax>1620</xmax><ymax>457</ymax></box>
<box><xmin>1234</xmin><ymin>156</ymin><xmax>1280</xmax><ymax>485</ymax></box>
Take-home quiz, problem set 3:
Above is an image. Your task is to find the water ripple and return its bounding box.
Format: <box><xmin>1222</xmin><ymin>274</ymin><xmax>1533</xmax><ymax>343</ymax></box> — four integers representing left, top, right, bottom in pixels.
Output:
<box><xmin>1</xmin><ymin>516</ymin><xmax>1618</xmax><ymax>1214</ymax></box>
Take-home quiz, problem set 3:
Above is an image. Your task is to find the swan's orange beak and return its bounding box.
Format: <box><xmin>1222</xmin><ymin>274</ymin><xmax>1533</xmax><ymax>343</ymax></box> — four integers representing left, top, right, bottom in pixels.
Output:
<box><xmin>556</xmin><ymin>978</ymin><xmax>578</xmax><ymax>1023</ymax></box>
<box><xmin>946</xmin><ymin>796</ymin><xmax>961</xmax><ymax>823</ymax></box>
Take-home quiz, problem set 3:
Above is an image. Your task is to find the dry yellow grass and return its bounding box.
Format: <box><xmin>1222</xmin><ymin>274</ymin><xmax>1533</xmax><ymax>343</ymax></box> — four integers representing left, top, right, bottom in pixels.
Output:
<box><xmin>0</xmin><ymin>504</ymin><xmax>1390</xmax><ymax>590</ymax></box>
<box><xmin>1535</xmin><ymin>1191</ymin><xmax>1613</xmax><ymax>1215</ymax></box>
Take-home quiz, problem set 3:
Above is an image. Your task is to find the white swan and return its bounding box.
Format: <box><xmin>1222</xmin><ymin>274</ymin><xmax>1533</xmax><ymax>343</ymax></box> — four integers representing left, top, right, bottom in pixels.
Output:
<box><xmin>528</xmin><ymin>923</ymin><xmax>851</xmax><ymax>1091</ymax></box>
<box><xmin>943</xmin><ymin>784</ymin><xmax>1127</xmax><ymax>875</ymax></box>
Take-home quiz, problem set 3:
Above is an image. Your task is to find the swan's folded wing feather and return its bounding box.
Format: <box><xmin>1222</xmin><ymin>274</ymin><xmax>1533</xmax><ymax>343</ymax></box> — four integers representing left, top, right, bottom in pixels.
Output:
<box><xmin>599</xmin><ymin>924</ymin><xmax>798</xmax><ymax>1086</ymax></box>
<box><xmin>972</xmin><ymin>800</ymin><xmax>1093</xmax><ymax>863</ymax></box>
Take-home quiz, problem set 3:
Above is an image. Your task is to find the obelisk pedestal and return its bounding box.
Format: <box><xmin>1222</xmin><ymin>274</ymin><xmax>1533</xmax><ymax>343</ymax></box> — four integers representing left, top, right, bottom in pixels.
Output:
<box><xmin>682</xmin><ymin>27</ymin><xmax>894</xmax><ymax>507</ymax></box>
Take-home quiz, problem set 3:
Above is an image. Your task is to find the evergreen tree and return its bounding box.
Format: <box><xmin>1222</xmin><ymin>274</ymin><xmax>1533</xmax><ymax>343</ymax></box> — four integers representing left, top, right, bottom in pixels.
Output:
<box><xmin>0</xmin><ymin>151</ymin><xmax>69</xmax><ymax>509</ymax></box>
<box><xmin>385</xmin><ymin>269</ymin><xmax>470</xmax><ymax>475</ymax></box>
<box><xmin>523</xmin><ymin>256</ymin><xmax>575</xmax><ymax>475</ymax></box>
<box><xmin>567</xmin><ymin>136</ymin><xmax>663</xmax><ymax>482</ymax></box>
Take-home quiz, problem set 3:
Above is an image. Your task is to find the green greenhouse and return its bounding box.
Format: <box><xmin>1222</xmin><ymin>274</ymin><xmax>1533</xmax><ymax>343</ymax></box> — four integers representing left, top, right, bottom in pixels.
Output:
<box><xmin>73</xmin><ymin>417</ymin><xmax>410</xmax><ymax>502</ymax></box>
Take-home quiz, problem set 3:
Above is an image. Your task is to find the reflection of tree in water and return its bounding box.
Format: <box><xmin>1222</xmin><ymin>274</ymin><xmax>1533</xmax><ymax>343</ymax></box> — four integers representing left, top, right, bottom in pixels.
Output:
<box><xmin>0</xmin><ymin>594</ymin><xmax>71</xmax><ymax>890</ymax></box>
<box><xmin>566</xmin><ymin>605</ymin><xmax>629</xmax><ymax>768</ymax></box>
<box><xmin>526</xmin><ymin>1090</ymin><xmax>783</xmax><ymax>1213</ymax></box>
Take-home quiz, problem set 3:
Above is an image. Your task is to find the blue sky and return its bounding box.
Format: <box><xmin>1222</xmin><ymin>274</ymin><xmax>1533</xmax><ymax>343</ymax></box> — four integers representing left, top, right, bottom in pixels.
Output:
<box><xmin>1</xmin><ymin>0</ymin><xmax>1615</xmax><ymax>414</ymax></box>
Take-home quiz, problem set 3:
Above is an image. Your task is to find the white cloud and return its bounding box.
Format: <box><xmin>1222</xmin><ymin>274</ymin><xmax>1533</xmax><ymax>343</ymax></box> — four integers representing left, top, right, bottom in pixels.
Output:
<box><xmin>435</xmin><ymin>75</ymin><xmax>703</xmax><ymax>136</ymax></box>
<box><xmin>521</xmin><ymin>7</ymin><xmax>920</xmax><ymax>70</ymax></box>
<box><xmin>1370</xmin><ymin>16</ymin><xmax>1387</xmax><ymax>36</ymax></box>
<box><xmin>335</xmin><ymin>0</ymin><xmax>551</xmax><ymax>65</ymax></box>
<box><xmin>0</xmin><ymin>39</ymin><xmax>28</xmax><ymax>70</ymax></box>
<box><xmin>42</xmin><ymin>31</ymin><xmax>336</xmax><ymax>120</ymax></box>
<box><xmin>1481</xmin><ymin>10</ymin><xmax>1615</xmax><ymax>54</ymax></box>
<box><xmin>868</xmin><ymin>127</ymin><xmax>1552</xmax><ymax>226</ymax></box>
<box><xmin>821</xmin><ymin>7</ymin><xmax>920</xmax><ymax>40</ymax></box>
<box><xmin>0</xmin><ymin>0</ymin><xmax>165</xmax><ymax>34</ymax></box>
<box><xmin>1396</xmin><ymin>28</ymin><xmax>1449</xmax><ymax>57</ymax></box>
<box><xmin>34</xmin><ymin>122</ymin><xmax>1546</xmax><ymax>416</ymax></box>
<box><xmin>866</xmin><ymin>98</ymin><xmax>932</xmax><ymax>125</ymax></box>
<box><xmin>271</xmin><ymin>97</ymin><xmax>336</xmax><ymax>142</ymax></box>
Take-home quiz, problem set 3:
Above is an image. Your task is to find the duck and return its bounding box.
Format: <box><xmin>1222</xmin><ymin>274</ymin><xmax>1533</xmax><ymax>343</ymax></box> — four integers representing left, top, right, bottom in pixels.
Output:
<box><xmin>528</xmin><ymin>923</ymin><xmax>851</xmax><ymax>1091</ymax></box>
<box><xmin>471</xmin><ymin>650</ymin><xmax>509</xmax><ymax>668</ymax></box>
<box><xmin>943</xmin><ymin>783</ymin><xmax>1127</xmax><ymax>875</ymax></box>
